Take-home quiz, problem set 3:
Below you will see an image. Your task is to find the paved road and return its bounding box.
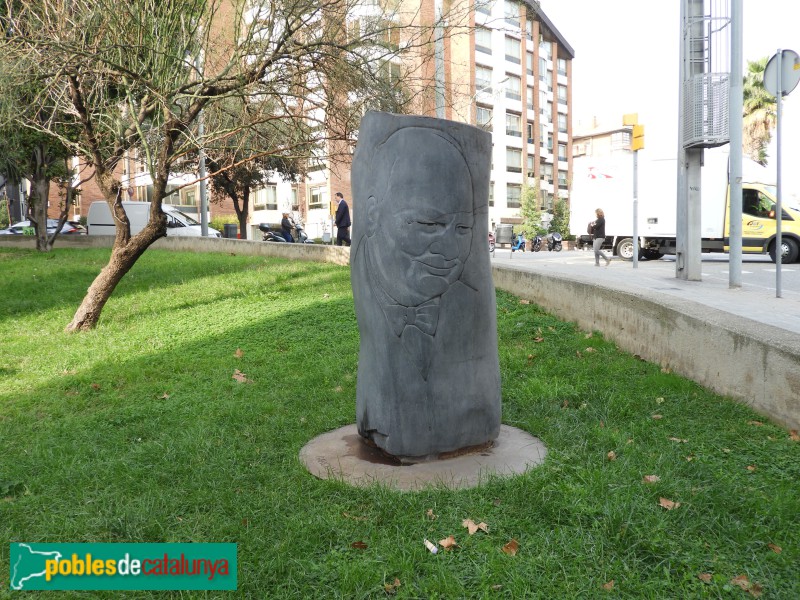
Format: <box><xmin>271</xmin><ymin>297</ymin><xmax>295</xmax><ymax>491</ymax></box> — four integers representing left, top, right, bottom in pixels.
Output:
<box><xmin>491</xmin><ymin>247</ymin><xmax>800</xmax><ymax>335</ymax></box>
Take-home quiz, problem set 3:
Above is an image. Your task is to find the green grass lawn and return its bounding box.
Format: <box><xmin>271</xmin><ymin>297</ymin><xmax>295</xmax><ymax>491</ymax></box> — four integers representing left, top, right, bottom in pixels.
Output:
<box><xmin>1</xmin><ymin>247</ymin><xmax>798</xmax><ymax>599</ymax></box>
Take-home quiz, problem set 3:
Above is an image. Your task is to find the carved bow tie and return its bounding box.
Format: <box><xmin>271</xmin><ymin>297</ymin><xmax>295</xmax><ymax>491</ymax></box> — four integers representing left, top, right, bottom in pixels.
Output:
<box><xmin>384</xmin><ymin>299</ymin><xmax>440</xmax><ymax>337</ymax></box>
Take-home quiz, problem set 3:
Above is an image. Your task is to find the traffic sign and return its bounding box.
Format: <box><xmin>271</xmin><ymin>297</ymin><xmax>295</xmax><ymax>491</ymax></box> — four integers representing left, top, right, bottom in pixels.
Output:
<box><xmin>764</xmin><ymin>49</ymin><xmax>800</xmax><ymax>97</ymax></box>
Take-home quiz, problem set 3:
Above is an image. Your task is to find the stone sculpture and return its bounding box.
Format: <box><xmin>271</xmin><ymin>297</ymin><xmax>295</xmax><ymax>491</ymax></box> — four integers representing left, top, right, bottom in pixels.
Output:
<box><xmin>351</xmin><ymin>111</ymin><xmax>502</xmax><ymax>459</ymax></box>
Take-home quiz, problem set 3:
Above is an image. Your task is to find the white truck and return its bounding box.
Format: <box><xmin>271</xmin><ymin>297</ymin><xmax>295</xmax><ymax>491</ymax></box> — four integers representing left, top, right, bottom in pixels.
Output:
<box><xmin>87</xmin><ymin>201</ymin><xmax>221</xmax><ymax>237</ymax></box>
<box><xmin>569</xmin><ymin>149</ymin><xmax>800</xmax><ymax>263</ymax></box>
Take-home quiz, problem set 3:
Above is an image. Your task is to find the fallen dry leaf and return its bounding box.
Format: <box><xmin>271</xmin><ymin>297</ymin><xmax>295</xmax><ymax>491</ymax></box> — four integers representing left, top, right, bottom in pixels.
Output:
<box><xmin>462</xmin><ymin>519</ymin><xmax>489</xmax><ymax>535</ymax></box>
<box><xmin>384</xmin><ymin>578</ymin><xmax>401</xmax><ymax>594</ymax></box>
<box><xmin>731</xmin><ymin>575</ymin><xmax>762</xmax><ymax>598</ymax></box>
<box><xmin>686</xmin><ymin>455</ymin><xmax>695</xmax><ymax>461</ymax></box>
<box><xmin>600</xmin><ymin>421</ymin><xmax>605</xmax><ymax>428</ymax></box>
<box><xmin>697</xmin><ymin>573</ymin><xmax>712</xmax><ymax>583</ymax></box>
<box><xmin>585</xmin><ymin>347</ymin><xmax>596</xmax><ymax>353</ymax></box>
<box><xmin>747</xmin><ymin>420</ymin><xmax>764</xmax><ymax>426</ymax></box>
<box><xmin>643</xmin><ymin>475</ymin><xmax>661</xmax><ymax>484</ymax></box>
<box><xmin>232</xmin><ymin>369</ymin><xmax>251</xmax><ymax>383</ymax></box>
<box><xmin>746</xmin><ymin>465</ymin><xmax>757</xmax><ymax>472</ymax></box>
<box><xmin>501</xmin><ymin>539</ymin><xmax>519</xmax><ymax>556</ymax></box>
<box><xmin>659</xmin><ymin>497</ymin><xmax>681</xmax><ymax>510</ymax></box>
<box><xmin>655</xmin><ymin>397</ymin><xmax>665</xmax><ymax>404</ymax></box>
<box><xmin>576</xmin><ymin>351</ymin><xmax>582</xmax><ymax>357</ymax></box>
<box><xmin>790</xmin><ymin>430</ymin><xmax>800</xmax><ymax>442</ymax></box>
<box><xmin>491</xmin><ymin>584</ymin><xmax>503</xmax><ymax>591</ymax></box>
<box><xmin>652</xmin><ymin>414</ymin><xmax>663</xmax><ymax>420</ymax></box>
<box><xmin>534</xmin><ymin>337</ymin><xmax>544</xmax><ymax>343</ymax></box>
<box><xmin>426</xmin><ymin>508</ymin><xmax>437</xmax><ymax>520</ymax></box>
<box><xmin>438</xmin><ymin>535</ymin><xmax>457</xmax><ymax>550</ymax></box>
<box><xmin>234</xmin><ymin>348</ymin><xmax>244</xmax><ymax>358</ymax></box>
<box><xmin>602</xmin><ymin>580</ymin><xmax>614</xmax><ymax>591</ymax></box>
<box><xmin>90</xmin><ymin>383</ymin><xmax>101</xmax><ymax>390</ymax></box>
<box><xmin>668</xmin><ymin>437</ymin><xmax>688</xmax><ymax>443</ymax></box>
<box><xmin>159</xmin><ymin>393</ymin><xmax>170</xmax><ymax>400</ymax></box>
<box><xmin>767</xmin><ymin>542</ymin><xmax>782</xmax><ymax>554</ymax></box>
<box><xmin>519</xmin><ymin>299</ymin><xmax>531</xmax><ymax>305</ymax></box>
<box><xmin>561</xmin><ymin>399</ymin><xmax>569</xmax><ymax>408</ymax></box>
<box><xmin>585</xmin><ymin>332</ymin><xmax>593</xmax><ymax>339</ymax></box>
<box><xmin>350</xmin><ymin>540</ymin><xmax>368</xmax><ymax>550</ymax></box>
<box><xmin>661</xmin><ymin>366</ymin><xmax>672</xmax><ymax>373</ymax></box>
<box><xmin>607</xmin><ymin>451</ymin><xmax>617</xmax><ymax>461</ymax></box>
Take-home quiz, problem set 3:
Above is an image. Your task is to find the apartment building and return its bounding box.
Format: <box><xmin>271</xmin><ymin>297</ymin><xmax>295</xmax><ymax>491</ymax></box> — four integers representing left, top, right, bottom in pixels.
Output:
<box><xmin>244</xmin><ymin>0</ymin><xmax>576</xmax><ymax>238</ymax></box>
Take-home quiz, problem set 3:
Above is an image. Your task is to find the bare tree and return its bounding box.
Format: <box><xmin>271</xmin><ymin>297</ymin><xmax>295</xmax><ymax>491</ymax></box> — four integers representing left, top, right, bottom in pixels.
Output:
<box><xmin>1</xmin><ymin>0</ymin><xmax>465</xmax><ymax>331</ymax></box>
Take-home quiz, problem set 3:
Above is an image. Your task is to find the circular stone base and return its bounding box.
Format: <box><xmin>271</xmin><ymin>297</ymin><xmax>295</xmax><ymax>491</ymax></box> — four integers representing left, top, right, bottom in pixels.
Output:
<box><xmin>299</xmin><ymin>424</ymin><xmax>547</xmax><ymax>491</ymax></box>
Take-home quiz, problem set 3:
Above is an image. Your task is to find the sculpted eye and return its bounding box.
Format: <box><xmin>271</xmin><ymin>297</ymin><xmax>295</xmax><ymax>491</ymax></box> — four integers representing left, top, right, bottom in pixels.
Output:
<box><xmin>457</xmin><ymin>224</ymin><xmax>472</xmax><ymax>234</ymax></box>
<box><xmin>416</xmin><ymin>221</ymin><xmax>442</xmax><ymax>229</ymax></box>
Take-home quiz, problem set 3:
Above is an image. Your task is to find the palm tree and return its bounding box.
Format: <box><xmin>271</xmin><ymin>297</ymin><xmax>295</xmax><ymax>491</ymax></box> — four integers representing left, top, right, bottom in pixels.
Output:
<box><xmin>742</xmin><ymin>57</ymin><xmax>777</xmax><ymax>165</ymax></box>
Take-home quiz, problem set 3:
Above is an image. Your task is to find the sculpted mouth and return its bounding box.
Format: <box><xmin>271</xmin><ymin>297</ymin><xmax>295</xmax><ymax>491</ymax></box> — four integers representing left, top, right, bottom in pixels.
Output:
<box><xmin>414</xmin><ymin>258</ymin><xmax>460</xmax><ymax>275</ymax></box>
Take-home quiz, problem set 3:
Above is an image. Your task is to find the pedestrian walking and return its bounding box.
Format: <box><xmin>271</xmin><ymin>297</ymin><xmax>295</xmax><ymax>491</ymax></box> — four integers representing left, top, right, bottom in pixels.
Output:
<box><xmin>590</xmin><ymin>208</ymin><xmax>611</xmax><ymax>267</ymax></box>
<box><xmin>334</xmin><ymin>191</ymin><xmax>351</xmax><ymax>247</ymax></box>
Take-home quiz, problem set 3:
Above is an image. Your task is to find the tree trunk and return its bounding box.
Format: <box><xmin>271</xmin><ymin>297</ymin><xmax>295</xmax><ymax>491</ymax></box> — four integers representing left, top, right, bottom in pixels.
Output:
<box><xmin>31</xmin><ymin>176</ymin><xmax>52</xmax><ymax>252</ymax></box>
<box><xmin>65</xmin><ymin>230</ymin><xmax>160</xmax><ymax>331</ymax></box>
<box><xmin>238</xmin><ymin>188</ymin><xmax>250</xmax><ymax>239</ymax></box>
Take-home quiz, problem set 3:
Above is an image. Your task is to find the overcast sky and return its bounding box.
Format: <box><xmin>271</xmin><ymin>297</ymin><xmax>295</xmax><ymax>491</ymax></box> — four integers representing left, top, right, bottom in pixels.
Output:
<box><xmin>543</xmin><ymin>0</ymin><xmax>800</xmax><ymax>195</ymax></box>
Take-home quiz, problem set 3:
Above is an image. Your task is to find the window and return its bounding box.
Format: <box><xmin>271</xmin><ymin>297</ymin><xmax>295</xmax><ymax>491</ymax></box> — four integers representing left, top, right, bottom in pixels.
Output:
<box><xmin>558</xmin><ymin>113</ymin><xmax>567</xmax><ymax>133</ymax></box>
<box><xmin>505</xmin><ymin>112</ymin><xmax>521</xmax><ymax>137</ymax></box>
<box><xmin>557</xmin><ymin>84</ymin><xmax>568</xmax><ymax>103</ymax></box>
<box><xmin>538</xmin><ymin>57</ymin><xmax>547</xmax><ymax>82</ymax></box>
<box><xmin>539</xmin><ymin>41</ymin><xmax>551</xmax><ymax>60</ymax></box>
<box><xmin>290</xmin><ymin>188</ymin><xmax>299</xmax><ymax>211</ymax></box>
<box><xmin>558</xmin><ymin>58</ymin><xmax>567</xmax><ymax>75</ymax></box>
<box><xmin>527</xmin><ymin>154</ymin><xmax>536</xmax><ymax>178</ymax></box>
<box><xmin>542</xmin><ymin>163</ymin><xmax>553</xmax><ymax>183</ymax></box>
<box><xmin>505</xmin><ymin>36</ymin><xmax>520</xmax><ymax>64</ymax></box>
<box><xmin>254</xmin><ymin>184</ymin><xmax>277</xmax><ymax>210</ymax></box>
<box><xmin>612</xmin><ymin>131</ymin><xmax>631</xmax><ymax>150</ymax></box>
<box><xmin>477</xmin><ymin>106</ymin><xmax>493</xmax><ymax>130</ymax></box>
<box><xmin>476</xmin><ymin>0</ymin><xmax>493</xmax><ymax>16</ymax></box>
<box><xmin>476</xmin><ymin>65</ymin><xmax>492</xmax><ymax>93</ymax></box>
<box><xmin>526</xmin><ymin>52</ymin><xmax>534</xmax><ymax>76</ymax></box>
<box><xmin>506</xmin><ymin>183</ymin><xmax>522</xmax><ymax>208</ymax></box>
<box><xmin>527</xmin><ymin>121</ymin><xmax>535</xmax><ymax>143</ymax></box>
<box><xmin>504</xmin><ymin>0</ymin><xmax>519</xmax><ymax>26</ymax></box>
<box><xmin>526</xmin><ymin>18</ymin><xmax>533</xmax><ymax>41</ymax></box>
<box><xmin>546</xmin><ymin>133</ymin><xmax>553</xmax><ymax>151</ymax></box>
<box><xmin>526</xmin><ymin>87</ymin><xmax>534</xmax><ymax>110</ymax></box>
<box><xmin>476</xmin><ymin>27</ymin><xmax>492</xmax><ymax>54</ymax></box>
<box><xmin>743</xmin><ymin>190</ymin><xmax>776</xmax><ymax>218</ymax></box>
<box><xmin>309</xmin><ymin>185</ymin><xmax>328</xmax><ymax>210</ymax></box>
<box><xmin>558</xmin><ymin>170</ymin><xmax>568</xmax><ymax>188</ymax></box>
<box><xmin>506</xmin><ymin>147</ymin><xmax>522</xmax><ymax>173</ymax></box>
<box><xmin>558</xmin><ymin>143</ymin><xmax>567</xmax><ymax>161</ymax></box>
<box><xmin>504</xmin><ymin>74</ymin><xmax>521</xmax><ymax>100</ymax></box>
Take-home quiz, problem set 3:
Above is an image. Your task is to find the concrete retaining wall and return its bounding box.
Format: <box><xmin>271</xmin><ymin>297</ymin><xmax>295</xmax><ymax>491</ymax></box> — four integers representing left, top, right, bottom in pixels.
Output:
<box><xmin>492</xmin><ymin>266</ymin><xmax>800</xmax><ymax>431</ymax></box>
<box><xmin>3</xmin><ymin>235</ymin><xmax>797</xmax><ymax>429</ymax></box>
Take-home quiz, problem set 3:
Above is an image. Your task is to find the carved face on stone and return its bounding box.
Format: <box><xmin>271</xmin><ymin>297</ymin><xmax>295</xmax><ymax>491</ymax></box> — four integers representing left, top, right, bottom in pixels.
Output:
<box><xmin>366</xmin><ymin>130</ymin><xmax>475</xmax><ymax>307</ymax></box>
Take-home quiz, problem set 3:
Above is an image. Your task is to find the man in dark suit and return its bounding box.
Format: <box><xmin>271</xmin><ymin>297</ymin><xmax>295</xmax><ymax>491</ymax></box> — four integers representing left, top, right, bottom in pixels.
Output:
<box><xmin>334</xmin><ymin>192</ymin><xmax>351</xmax><ymax>246</ymax></box>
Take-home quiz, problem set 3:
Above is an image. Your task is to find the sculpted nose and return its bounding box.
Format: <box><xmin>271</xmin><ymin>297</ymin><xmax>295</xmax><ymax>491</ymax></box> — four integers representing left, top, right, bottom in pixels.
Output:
<box><xmin>429</xmin><ymin>229</ymin><xmax>461</xmax><ymax>259</ymax></box>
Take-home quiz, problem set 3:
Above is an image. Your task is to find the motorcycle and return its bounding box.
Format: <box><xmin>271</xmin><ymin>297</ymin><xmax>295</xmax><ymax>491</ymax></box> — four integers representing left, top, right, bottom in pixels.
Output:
<box><xmin>531</xmin><ymin>234</ymin><xmax>542</xmax><ymax>252</ymax></box>
<box><xmin>546</xmin><ymin>231</ymin><xmax>563</xmax><ymax>252</ymax></box>
<box><xmin>292</xmin><ymin>219</ymin><xmax>314</xmax><ymax>244</ymax></box>
<box><xmin>488</xmin><ymin>231</ymin><xmax>496</xmax><ymax>253</ymax></box>
<box><xmin>511</xmin><ymin>232</ymin><xmax>526</xmax><ymax>252</ymax></box>
<box><xmin>259</xmin><ymin>223</ymin><xmax>287</xmax><ymax>243</ymax></box>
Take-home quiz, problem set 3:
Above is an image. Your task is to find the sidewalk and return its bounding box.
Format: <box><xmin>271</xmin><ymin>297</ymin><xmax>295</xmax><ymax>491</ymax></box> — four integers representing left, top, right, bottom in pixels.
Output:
<box><xmin>491</xmin><ymin>250</ymin><xmax>800</xmax><ymax>336</ymax></box>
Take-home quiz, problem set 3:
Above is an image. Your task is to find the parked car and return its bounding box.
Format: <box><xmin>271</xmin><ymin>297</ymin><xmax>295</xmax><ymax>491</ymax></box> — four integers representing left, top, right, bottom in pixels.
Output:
<box><xmin>0</xmin><ymin>219</ymin><xmax>87</xmax><ymax>235</ymax></box>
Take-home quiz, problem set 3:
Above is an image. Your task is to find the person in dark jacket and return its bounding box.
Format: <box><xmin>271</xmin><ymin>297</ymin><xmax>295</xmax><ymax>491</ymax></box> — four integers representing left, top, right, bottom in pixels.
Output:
<box><xmin>591</xmin><ymin>208</ymin><xmax>611</xmax><ymax>266</ymax></box>
<box><xmin>281</xmin><ymin>213</ymin><xmax>294</xmax><ymax>242</ymax></box>
<box><xmin>334</xmin><ymin>192</ymin><xmax>351</xmax><ymax>246</ymax></box>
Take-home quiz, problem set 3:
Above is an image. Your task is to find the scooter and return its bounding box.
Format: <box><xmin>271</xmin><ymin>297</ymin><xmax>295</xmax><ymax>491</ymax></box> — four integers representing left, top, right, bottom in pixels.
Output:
<box><xmin>511</xmin><ymin>232</ymin><xmax>526</xmax><ymax>252</ymax></box>
<box><xmin>531</xmin><ymin>234</ymin><xmax>542</xmax><ymax>252</ymax></box>
<box><xmin>259</xmin><ymin>223</ymin><xmax>287</xmax><ymax>242</ymax></box>
<box><xmin>292</xmin><ymin>219</ymin><xmax>314</xmax><ymax>243</ymax></box>
<box><xmin>488</xmin><ymin>231</ymin><xmax>496</xmax><ymax>254</ymax></box>
<box><xmin>546</xmin><ymin>231</ymin><xmax>563</xmax><ymax>252</ymax></box>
